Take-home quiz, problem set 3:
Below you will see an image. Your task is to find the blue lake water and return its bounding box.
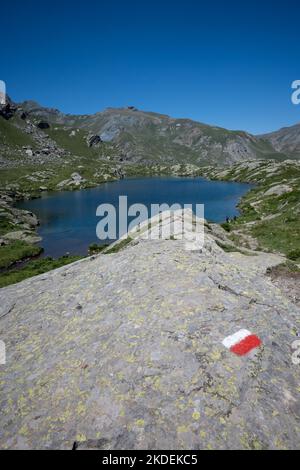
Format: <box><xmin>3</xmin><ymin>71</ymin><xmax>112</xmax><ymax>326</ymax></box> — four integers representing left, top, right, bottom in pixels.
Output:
<box><xmin>17</xmin><ymin>177</ymin><xmax>252</xmax><ymax>258</ymax></box>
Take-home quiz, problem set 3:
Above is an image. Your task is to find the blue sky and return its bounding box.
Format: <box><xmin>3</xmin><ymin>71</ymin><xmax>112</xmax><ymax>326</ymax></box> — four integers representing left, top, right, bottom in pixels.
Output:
<box><xmin>1</xmin><ymin>0</ymin><xmax>300</xmax><ymax>134</ymax></box>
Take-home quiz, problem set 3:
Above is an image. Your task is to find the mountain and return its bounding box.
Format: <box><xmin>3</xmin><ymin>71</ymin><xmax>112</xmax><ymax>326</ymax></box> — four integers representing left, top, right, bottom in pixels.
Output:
<box><xmin>15</xmin><ymin>101</ymin><xmax>288</xmax><ymax>165</ymax></box>
<box><xmin>259</xmin><ymin>123</ymin><xmax>300</xmax><ymax>158</ymax></box>
<box><xmin>1</xmin><ymin>98</ymin><xmax>300</xmax><ymax>173</ymax></box>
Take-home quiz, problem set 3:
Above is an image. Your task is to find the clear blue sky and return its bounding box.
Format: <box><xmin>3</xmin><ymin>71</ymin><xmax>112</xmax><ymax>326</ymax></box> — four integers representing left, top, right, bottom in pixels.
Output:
<box><xmin>1</xmin><ymin>0</ymin><xmax>300</xmax><ymax>134</ymax></box>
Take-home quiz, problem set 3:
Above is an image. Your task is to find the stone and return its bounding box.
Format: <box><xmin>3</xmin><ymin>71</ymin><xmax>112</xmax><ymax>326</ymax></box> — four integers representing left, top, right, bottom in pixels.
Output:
<box><xmin>3</xmin><ymin>230</ymin><xmax>41</xmax><ymax>244</ymax></box>
<box><xmin>37</xmin><ymin>121</ymin><xmax>50</xmax><ymax>129</ymax></box>
<box><xmin>71</xmin><ymin>172</ymin><xmax>82</xmax><ymax>182</ymax></box>
<box><xmin>25</xmin><ymin>149</ymin><xmax>33</xmax><ymax>158</ymax></box>
<box><xmin>0</xmin><ymin>99</ymin><xmax>16</xmax><ymax>120</ymax></box>
<box><xmin>0</xmin><ymin>210</ymin><xmax>299</xmax><ymax>449</ymax></box>
<box><xmin>87</xmin><ymin>134</ymin><xmax>102</xmax><ymax>147</ymax></box>
<box><xmin>57</xmin><ymin>179</ymin><xmax>70</xmax><ymax>188</ymax></box>
<box><xmin>264</xmin><ymin>184</ymin><xmax>293</xmax><ymax>197</ymax></box>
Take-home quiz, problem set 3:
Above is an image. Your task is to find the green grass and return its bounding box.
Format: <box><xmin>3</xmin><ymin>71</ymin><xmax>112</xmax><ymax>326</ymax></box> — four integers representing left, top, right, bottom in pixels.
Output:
<box><xmin>245</xmin><ymin>188</ymin><xmax>300</xmax><ymax>256</ymax></box>
<box><xmin>0</xmin><ymin>117</ymin><xmax>35</xmax><ymax>148</ymax></box>
<box><xmin>1</xmin><ymin>119</ymin><xmax>299</xmax><ymax>269</ymax></box>
<box><xmin>199</xmin><ymin>160</ymin><xmax>300</xmax><ymax>257</ymax></box>
<box><xmin>45</xmin><ymin>126</ymin><xmax>101</xmax><ymax>158</ymax></box>
<box><xmin>104</xmin><ymin>237</ymin><xmax>133</xmax><ymax>254</ymax></box>
<box><xmin>266</xmin><ymin>260</ymin><xmax>300</xmax><ymax>276</ymax></box>
<box><xmin>215</xmin><ymin>240</ymin><xmax>252</xmax><ymax>255</ymax></box>
<box><xmin>220</xmin><ymin>222</ymin><xmax>231</xmax><ymax>232</ymax></box>
<box><xmin>0</xmin><ymin>156</ymin><xmax>118</xmax><ymax>196</ymax></box>
<box><xmin>287</xmin><ymin>249</ymin><xmax>300</xmax><ymax>261</ymax></box>
<box><xmin>0</xmin><ymin>255</ymin><xmax>82</xmax><ymax>288</ymax></box>
<box><xmin>0</xmin><ymin>241</ymin><xmax>43</xmax><ymax>269</ymax></box>
<box><xmin>0</xmin><ymin>216</ymin><xmax>15</xmax><ymax>235</ymax></box>
<box><xmin>88</xmin><ymin>243</ymin><xmax>109</xmax><ymax>254</ymax></box>
<box><xmin>0</xmin><ymin>119</ymin><xmax>121</xmax><ymax>196</ymax></box>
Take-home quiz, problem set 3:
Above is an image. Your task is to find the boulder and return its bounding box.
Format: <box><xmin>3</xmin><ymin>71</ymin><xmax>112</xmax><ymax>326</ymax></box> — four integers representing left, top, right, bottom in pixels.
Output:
<box><xmin>87</xmin><ymin>134</ymin><xmax>102</xmax><ymax>147</ymax></box>
<box><xmin>57</xmin><ymin>173</ymin><xmax>87</xmax><ymax>188</ymax></box>
<box><xmin>57</xmin><ymin>179</ymin><xmax>70</xmax><ymax>188</ymax></box>
<box><xmin>3</xmin><ymin>230</ymin><xmax>41</xmax><ymax>244</ymax></box>
<box><xmin>25</xmin><ymin>149</ymin><xmax>33</xmax><ymax>158</ymax></box>
<box><xmin>0</xmin><ymin>210</ymin><xmax>299</xmax><ymax>449</ymax></box>
<box><xmin>264</xmin><ymin>184</ymin><xmax>293</xmax><ymax>197</ymax></box>
<box><xmin>37</xmin><ymin>121</ymin><xmax>50</xmax><ymax>129</ymax></box>
<box><xmin>0</xmin><ymin>102</ymin><xmax>16</xmax><ymax>120</ymax></box>
<box><xmin>71</xmin><ymin>172</ymin><xmax>83</xmax><ymax>182</ymax></box>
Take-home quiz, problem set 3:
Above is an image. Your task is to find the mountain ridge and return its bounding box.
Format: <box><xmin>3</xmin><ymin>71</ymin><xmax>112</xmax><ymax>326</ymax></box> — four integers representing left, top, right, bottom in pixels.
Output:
<box><xmin>1</xmin><ymin>97</ymin><xmax>300</xmax><ymax>173</ymax></box>
<box><xmin>259</xmin><ymin>122</ymin><xmax>300</xmax><ymax>158</ymax></box>
<box><xmin>3</xmin><ymin>98</ymin><xmax>289</xmax><ymax>166</ymax></box>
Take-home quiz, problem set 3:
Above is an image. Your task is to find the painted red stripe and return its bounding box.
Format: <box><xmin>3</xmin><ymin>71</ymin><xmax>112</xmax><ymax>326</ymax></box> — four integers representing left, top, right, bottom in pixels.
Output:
<box><xmin>230</xmin><ymin>334</ymin><xmax>261</xmax><ymax>356</ymax></box>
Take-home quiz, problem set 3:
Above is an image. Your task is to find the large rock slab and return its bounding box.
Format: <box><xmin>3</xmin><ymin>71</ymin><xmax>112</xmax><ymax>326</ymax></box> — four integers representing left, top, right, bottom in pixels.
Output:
<box><xmin>264</xmin><ymin>184</ymin><xmax>293</xmax><ymax>197</ymax></box>
<box><xmin>0</xmin><ymin>213</ymin><xmax>299</xmax><ymax>449</ymax></box>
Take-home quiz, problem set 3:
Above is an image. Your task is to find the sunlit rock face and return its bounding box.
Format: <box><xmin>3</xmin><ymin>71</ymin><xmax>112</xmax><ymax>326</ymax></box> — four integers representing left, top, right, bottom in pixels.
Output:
<box><xmin>0</xmin><ymin>211</ymin><xmax>299</xmax><ymax>450</ymax></box>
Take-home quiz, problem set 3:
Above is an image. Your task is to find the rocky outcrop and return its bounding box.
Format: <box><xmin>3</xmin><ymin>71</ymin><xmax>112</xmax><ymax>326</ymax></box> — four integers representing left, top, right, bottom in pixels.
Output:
<box><xmin>259</xmin><ymin>123</ymin><xmax>300</xmax><ymax>158</ymax></box>
<box><xmin>0</xmin><ymin>210</ymin><xmax>299</xmax><ymax>449</ymax></box>
<box><xmin>86</xmin><ymin>134</ymin><xmax>102</xmax><ymax>147</ymax></box>
<box><xmin>37</xmin><ymin>121</ymin><xmax>50</xmax><ymax>130</ymax></box>
<box><xmin>264</xmin><ymin>184</ymin><xmax>293</xmax><ymax>197</ymax></box>
<box><xmin>14</xmin><ymin>101</ymin><xmax>290</xmax><ymax>165</ymax></box>
<box><xmin>2</xmin><ymin>230</ymin><xmax>41</xmax><ymax>244</ymax></box>
<box><xmin>56</xmin><ymin>172</ymin><xmax>87</xmax><ymax>189</ymax></box>
<box><xmin>0</xmin><ymin>98</ymin><xmax>16</xmax><ymax>120</ymax></box>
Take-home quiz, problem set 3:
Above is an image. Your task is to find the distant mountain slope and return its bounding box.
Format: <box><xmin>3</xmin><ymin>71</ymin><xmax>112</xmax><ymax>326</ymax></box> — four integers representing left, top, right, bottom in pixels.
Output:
<box><xmin>18</xmin><ymin>101</ymin><xmax>287</xmax><ymax>166</ymax></box>
<box><xmin>259</xmin><ymin>123</ymin><xmax>300</xmax><ymax>158</ymax></box>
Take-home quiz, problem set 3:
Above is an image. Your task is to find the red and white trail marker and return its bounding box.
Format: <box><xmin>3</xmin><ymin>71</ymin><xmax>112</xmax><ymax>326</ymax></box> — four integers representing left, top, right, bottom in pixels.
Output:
<box><xmin>222</xmin><ymin>329</ymin><xmax>261</xmax><ymax>356</ymax></box>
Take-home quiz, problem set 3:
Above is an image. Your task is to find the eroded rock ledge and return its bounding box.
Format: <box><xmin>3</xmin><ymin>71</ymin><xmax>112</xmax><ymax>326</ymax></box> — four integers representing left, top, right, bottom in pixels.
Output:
<box><xmin>0</xmin><ymin>211</ymin><xmax>299</xmax><ymax>449</ymax></box>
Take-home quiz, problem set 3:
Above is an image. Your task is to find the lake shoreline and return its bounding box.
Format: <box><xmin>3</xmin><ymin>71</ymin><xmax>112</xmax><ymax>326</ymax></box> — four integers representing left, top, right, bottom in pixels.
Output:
<box><xmin>1</xmin><ymin>158</ymin><xmax>299</xmax><ymax>287</ymax></box>
<box><xmin>0</xmin><ymin>171</ymin><xmax>252</xmax><ymax>284</ymax></box>
<box><xmin>16</xmin><ymin>175</ymin><xmax>252</xmax><ymax>258</ymax></box>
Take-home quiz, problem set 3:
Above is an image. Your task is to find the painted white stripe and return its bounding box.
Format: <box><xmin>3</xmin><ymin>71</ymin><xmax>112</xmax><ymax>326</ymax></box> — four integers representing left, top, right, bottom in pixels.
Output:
<box><xmin>222</xmin><ymin>329</ymin><xmax>251</xmax><ymax>349</ymax></box>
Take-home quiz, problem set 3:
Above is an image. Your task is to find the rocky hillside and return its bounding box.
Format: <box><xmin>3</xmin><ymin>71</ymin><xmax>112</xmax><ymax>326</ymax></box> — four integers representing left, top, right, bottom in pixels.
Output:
<box><xmin>260</xmin><ymin>123</ymin><xmax>300</xmax><ymax>158</ymax></box>
<box><xmin>1</xmin><ymin>98</ymin><xmax>299</xmax><ymax>287</ymax></box>
<box><xmin>1</xmin><ymin>98</ymin><xmax>290</xmax><ymax>169</ymax></box>
<box><xmin>199</xmin><ymin>159</ymin><xmax>300</xmax><ymax>259</ymax></box>
<box><xmin>0</xmin><ymin>210</ymin><xmax>299</xmax><ymax>449</ymax></box>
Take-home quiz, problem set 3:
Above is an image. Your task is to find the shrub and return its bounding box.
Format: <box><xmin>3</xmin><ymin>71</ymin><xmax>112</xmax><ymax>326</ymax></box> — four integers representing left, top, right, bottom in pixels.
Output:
<box><xmin>221</xmin><ymin>222</ymin><xmax>231</xmax><ymax>232</ymax></box>
<box><xmin>287</xmin><ymin>249</ymin><xmax>300</xmax><ymax>261</ymax></box>
<box><xmin>88</xmin><ymin>243</ymin><xmax>108</xmax><ymax>254</ymax></box>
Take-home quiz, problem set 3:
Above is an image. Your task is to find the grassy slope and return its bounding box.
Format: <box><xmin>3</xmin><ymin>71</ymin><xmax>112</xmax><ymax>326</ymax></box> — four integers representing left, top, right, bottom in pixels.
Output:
<box><xmin>0</xmin><ymin>128</ymin><xmax>118</xmax><ymax>195</ymax></box>
<box><xmin>0</xmin><ymin>241</ymin><xmax>42</xmax><ymax>269</ymax></box>
<box><xmin>0</xmin><ymin>117</ymin><xmax>35</xmax><ymax>148</ymax></box>
<box><xmin>0</xmin><ymin>114</ymin><xmax>299</xmax><ymax>287</ymax></box>
<box><xmin>0</xmin><ymin>255</ymin><xmax>82</xmax><ymax>288</ymax></box>
<box><xmin>44</xmin><ymin>126</ymin><xmax>101</xmax><ymax>158</ymax></box>
<box><xmin>239</xmin><ymin>171</ymin><xmax>300</xmax><ymax>257</ymax></box>
<box><xmin>200</xmin><ymin>161</ymin><xmax>300</xmax><ymax>259</ymax></box>
<box><xmin>22</xmin><ymin>106</ymin><xmax>291</xmax><ymax>164</ymax></box>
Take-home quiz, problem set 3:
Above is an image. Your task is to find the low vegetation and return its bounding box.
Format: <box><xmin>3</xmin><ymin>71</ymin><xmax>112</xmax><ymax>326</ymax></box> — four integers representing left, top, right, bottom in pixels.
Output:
<box><xmin>104</xmin><ymin>237</ymin><xmax>133</xmax><ymax>254</ymax></box>
<box><xmin>88</xmin><ymin>243</ymin><xmax>109</xmax><ymax>254</ymax></box>
<box><xmin>0</xmin><ymin>255</ymin><xmax>82</xmax><ymax>288</ymax></box>
<box><xmin>266</xmin><ymin>260</ymin><xmax>300</xmax><ymax>276</ymax></box>
<box><xmin>199</xmin><ymin>160</ymin><xmax>300</xmax><ymax>257</ymax></box>
<box><xmin>0</xmin><ymin>117</ymin><xmax>36</xmax><ymax>148</ymax></box>
<box><xmin>1</xmin><ymin>107</ymin><xmax>299</xmax><ymax>287</ymax></box>
<box><xmin>0</xmin><ymin>241</ymin><xmax>42</xmax><ymax>270</ymax></box>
